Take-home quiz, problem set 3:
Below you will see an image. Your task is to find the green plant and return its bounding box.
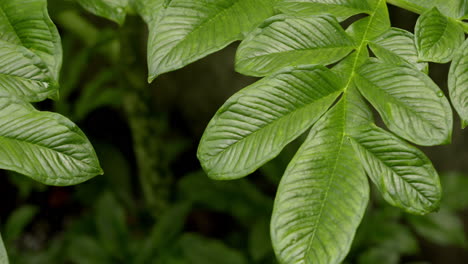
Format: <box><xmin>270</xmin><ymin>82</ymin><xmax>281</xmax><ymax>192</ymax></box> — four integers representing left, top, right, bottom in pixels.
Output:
<box><xmin>1</xmin><ymin>0</ymin><xmax>468</xmax><ymax>263</ymax></box>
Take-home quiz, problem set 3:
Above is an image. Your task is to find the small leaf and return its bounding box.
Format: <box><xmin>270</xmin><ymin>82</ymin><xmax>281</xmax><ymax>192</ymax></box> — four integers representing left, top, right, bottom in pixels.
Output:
<box><xmin>276</xmin><ymin>0</ymin><xmax>371</xmax><ymax>20</ymax></box>
<box><xmin>75</xmin><ymin>0</ymin><xmax>129</xmax><ymax>25</ymax></box>
<box><xmin>349</xmin><ymin>126</ymin><xmax>442</xmax><ymax>215</ymax></box>
<box><xmin>0</xmin><ymin>41</ymin><xmax>57</xmax><ymax>102</ymax></box>
<box><xmin>369</xmin><ymin>28</ymin><xmax>428</xmax><ymax>72</ymax></box>
<box><xmin>198</xmin><ymin>65</ymin><xmax>343</xmax><ymax>180</ymax></box>
<box><xmin>147</xmin><ymin>0</ymin><xmax>276</xmax><ymax>80</ymax></box>
<box><xmin>355</xmin><ymin>60</ymin><xmax>452</xmax><ymax>146</ymax></box>
<box><xmin>415</xmin><ymin>8</ymin><xmax>465</xmax><ymax>63</ymax></box>
<box><xmin>236</xmin><ymin>15</ymin><xmax>355</xmax><ymax>77</ymax></box>
<box><xmin>0</xmin><ymin>0</ymin><xmax>62</xmax><ymax>80</ymax></box>
<box><xmin>0</xmin><ymin>98</ymin><xmax>102</xmax><ymax>186</ymax></box>
<box><xmin>0</xmin><ymin>233</ymin><xmax>9</xmax><ymax>264</ymax></box>
<box><xmin>271</xmin><ymin>91</ymin><xmax>369</xmax><ymax>264</ymax></box>
<box><xmin>448</xmin><ymin>38</ymin><xmax>468</xmax><ymax>127</ymax></box>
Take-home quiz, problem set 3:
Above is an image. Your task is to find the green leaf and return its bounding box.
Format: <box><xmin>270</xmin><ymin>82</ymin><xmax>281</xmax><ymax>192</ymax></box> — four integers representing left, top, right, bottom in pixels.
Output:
<box><xmin>146</xmin><ymin>0</ymin><xmax>276</xmax><ymax>81</ymax></box>
<box><xmin>440</xmin><ymin>172</ymin><xmax>468</xmax><ymax>210</ymax></box>
<box><xmin>0</xmin><ymin>41</ymin><xmax>57</xmax><ymax>102</ymax></box>
<box><xmin>179</xmin><ymin>234</ymin><xmax>248</xmax><ymax>264</ymax></box>
<box><xmin>3</xmin><ymin>205</ymin><xmax>39</xmax><ymax>243</ymax></box>
<box><xmin>0</xmin><ymin>0</ymin><xmax>62</xmax><ymax>80</ymax></box>
<box><xmin>249</xmin><ymin>219</ymin><xmax>273</xmax><ymax>262</ymax></box>
<box><xmin>386</xmin><ymin>0</ymin><xmax>464</xmax><ymax>18</ymax></box>
<box><xmin>349</xmin><ymin>125</ymin><xmax>441</xmax><ymax>215</ymax></box>
<box><xmin>0</xmin><ymin>233</ymin><xmax>8</xmax><ymax>264</ymax></box>
<box><xmin>134</xmin><ymin>0</ymin><xmax>166</xmax><ymax>23</ymax></box>
<box><xmin>415</xmin><ymin>8</ymin><xmax>465</xmax><ymax>63</ymax></box>
<box><xmin>369</xmin><ymin>28</ymin><xmax>428</xmax><ymax>72</ymax></box>
<box><xmin>235</xmin><ymin>15</ymin><xmax>355</xmax><ymax>77</ymax></box>
<box><xmin>198</xmin><ymin>65</ymin><xmax>343</xmax><ymax>180</ymax></box>
<box><xmin>355</xmin><ymin>60</ymin><xmax>452</xmax><ymax>146</ymax></box>
<box><xmin>75</xmin><ymin>0</ymin><xmax>129</xmax><ymax>25</ymax></box>
<box><xmin>407</xmin><ymin>209</ymin><xmax>467</xmax><ymax>247</ymax></box>
<box><xmin>449</xmin><ymin>38</ymin><xmax>468</xmax><ymax>127</ymax></box>
<box><xmin>0</xmin><ymin>98</ymin><xmax>102</xmax><ymax>186</ymax></box>
<box><xmin>271</xmin><ymin>91</ymin><xmax>369</xmax><ymax>264</ymax></box>
<box><xmin>358</xmin><ymin>247</ymin><xmax>398</xmax><ymax>264</ymax></box>
<box><xmin>276</xmin><ymin>0</ymin><xmax>372</xmax><ymax>21</ymax></box>
<box><xmin>66</xmin><ymin>236</ymin><xmax>111</xmax><ymax>264</ymax></box>
<box><xmin>345</xmin><ymin>0</ymin><xmax>390</xmax><ymax>43</ymax></box>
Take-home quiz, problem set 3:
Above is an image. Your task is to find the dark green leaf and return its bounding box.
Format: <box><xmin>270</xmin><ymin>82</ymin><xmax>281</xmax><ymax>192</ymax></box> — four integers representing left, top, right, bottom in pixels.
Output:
<box><xmin>3</xmin><ymin>205</ymin><xmax>39</xmax><ymax>243</ymax></box>
<box><xmin>355</xmin><ymin>60</ymin><xmax>452</xmax><ymax>146</ymax></box>
<box><xmin>75</xmin><ymin>0</ymin><xmax>129</xmax><ymax>25</ymax></box>
<box><xmin>440</xmin><ymin>172</ymin><xmax>468</xmax><ymax>210</ymax></box>
<box><xmin>198</xmin><ymin>65</ymin><xmax>343</xmax><ymax>180</ymax></box>
<box><xmin>449</xmin><ymin>38</ymin><xmax>468</xmax><ymax>127</ymax></box>
<box><xmin>249</xmin><ymin>219</ymin><xmax>273</xmax><ymax>262</ymax></box>
<box><xmin>236</xmin><ymin>15</ymin><xmax>354</xmax><ymax>76</ymax></box>
<box><xmin>358</xmin><ymin>247</ymin><xmax>399</xmax><ymax>264</ymax></box>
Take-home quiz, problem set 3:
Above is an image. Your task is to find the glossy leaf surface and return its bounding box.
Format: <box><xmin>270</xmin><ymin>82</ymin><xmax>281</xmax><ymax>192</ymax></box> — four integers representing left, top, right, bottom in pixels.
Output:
<box><xmin>198</xmin><ymin>66</ymin><xmax>343</xmax><ymax>180</ymax></box>
<box><xmin>236</xmin><ymin>15</ymin><xmax>354</xmax><ymax>77</ymax></box>
<box><xmin>147</xmin><ymin>0</ymin><xmax>276</xmax><ymax>81</ymax></box>
<box><xmin>355</xmin><ymin>60</ymin><xmax>452</xmax><ymax>146</ymax></box>
<box><xmin>0</xmin><ymin>98</ymin><xmax>102</xmax><ymax>186</ymax></box>
<box><xmin>415</xmin><ymin>8</ymin><xmax>465</xmax><ymax>63</ymax></box>
<box><xmin>386</xmin><ymin>0</ymin><xmax>464</xmax><ymax>18</ymax></box>
<box><xmin>276</xmin><ymin>0</ymin><xmax>371</xmax><ymax>20</ymax></box>
<box><xmin>448</xmin><ymin>38</ymin><xmax>468</xmax><ymax>127</ymax></box>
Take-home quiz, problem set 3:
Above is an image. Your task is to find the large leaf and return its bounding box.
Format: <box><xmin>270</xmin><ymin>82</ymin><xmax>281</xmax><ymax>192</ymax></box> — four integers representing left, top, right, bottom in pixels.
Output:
<box><xmin>198</xmin><ymin>65</ymin><xmax>343</xmax><ymax>180</ymax></box>
<box><xmin>146</xmin><ymin>0</ymin><xmax>276</xmax><ymax>81</ymax></box>
<box><xmin>448</xmin><ymin>38</ymin><xmax>468</xmax><ymax>127</ymax></box>
<box><xmin>369</xmin><ymin>28</ymin><xmax>427</xmax><ymax>72</ymax></box>
<box><xmin>349</xmin><ymin>126</ymin><xmax>441</xmax><ymax>215</ymax></box>
<box><xmin>0</xmin><ymin>98</ymin><xmax>102</xmax><ymax>186</ymax></box>
<box><xmin>271</xmin><ymin>90</ymin><xmax>369</xmax><ymax>264</ymax></box>
<box><xmin>0</xmin><ymin>233</ymin><xmax>8</xmax><ymax>264</ymax></box>
<box><xmin>276</xmin><ymin>0</ymin><xmax>372</xmax><ymax>20</ymax></box>
<box><xmin>0</xmin><ymin>0</ymin><xmax>62</xmax><ymax>80</ymax></box>
<box><xmin>134</xmin><ymin>0</ymin><xmax>165</xmax><ymax>23</ymax></box>
<box><xmin>75</xmin><ymin>0</ymin><xmax>129</xmax><ymax>25</ymax></box>
<box><xmin>355</xmin><ymin>60</ymin><xmax>452</xmax><ymax>146</ymax></box>
<box><xmin>235</xmin><ymin>15</ymin><xmax>354</xmax><ymax>77</ymax></box>
<box><xmin>415</xmin><ymin>8</ymin><xmax>465</xmax><ymax>63</ymax></box>
<box><xmin>0</xmin><ymin>41</ymin><xmax>57</xmax><ymax>102</ymax></box>
<box><xmin>386</xmin><ymin>0</ymin><xmax>464</xmax><ymax>18</ymax></box>
<box><xmin>345</xmin><ymin>0</ymin><xmax>390</xmax><ymax>43</ymax></box>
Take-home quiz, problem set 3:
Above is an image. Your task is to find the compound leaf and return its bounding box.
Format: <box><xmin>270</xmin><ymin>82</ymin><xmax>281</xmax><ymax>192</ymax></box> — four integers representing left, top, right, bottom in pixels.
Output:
<box><xmin>0</xmin><ymin>41</ymin><xmax>57</xmax><ymax>102</ymax></box>
<box><xmin>271</xmin><ymin>91</ymin><xmax>369</xmax><ymax>264</ymax></box>
<box><xmin>355</xmin><ymin>60</ymin><xmax>452</xmax><ymax>146</ymax></box>
<box><xmin>0</xmin><ymin>98</ymin><xmax>102</xmax><ymax>186</ymax></box>
<box><xmin>0</xmin><ymin>0</ymin><xmax>62</xmax><ymax>80</ymax></box>
<box><xmin>369</xmin><ymin>28</ymin><xmax>428</xmax><ymax>72</ymax></box>
<box><xmin>349</xmin><ymin>126</ymin><xmax>442</xmax><ymax>215</ymax></box>
<box><xmin>75</xmin><ymin>0</ymin><xmax>129</xmax><ymax>25</ymax></box>
<box><xmin>415</xmin><ymin>8</ymin><xmax>465</xmax><ymax>63</ymax></box>
<box><xmin>236</xmin><ymin>15</ymin><xmax>354</xmax><ymax>77</ymax></box>
<box><xmin>147</xmin><ymin>0</ymin><xmax>276</xmax><ymax>81</ymax></box>
<box><xmin>276</xmin><ymin>0</ymin><xmax>371</xmax><ymax>21</ymax></box>
<box><xmin>448</xmin><ymin>38</ymin><xmax>468</xmax><ymax>127</ymax></box>
<box><xmin>198</xmin><ymin>65</ymin><xmax>343</xmax><ymax>180</ymax></box>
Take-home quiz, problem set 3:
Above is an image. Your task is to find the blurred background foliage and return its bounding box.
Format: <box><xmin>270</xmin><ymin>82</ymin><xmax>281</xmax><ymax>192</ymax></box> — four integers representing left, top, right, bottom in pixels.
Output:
<box><xmin>0</xmin><ymin>1</ymin><xmax>467</xmax><ymax>263</ymax></box>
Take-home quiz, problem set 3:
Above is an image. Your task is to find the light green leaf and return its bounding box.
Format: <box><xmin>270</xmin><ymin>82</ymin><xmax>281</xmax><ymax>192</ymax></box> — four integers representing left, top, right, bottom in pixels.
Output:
<box><xmin>271</xmin><ymin>91</ymin><xmax>369</xmax><ymax>264</ymax></box>
<box><xmin>345</xmin><ymin>0</ymin><xmax>390</xmax><ymax>43</ymax></box>
<box><xmin>235</xmin><ymin>15</ymin><xmax>355</xmax><ymax>77</ymax></box>
<box><xmin>415</xmin><ymin>8</ymin><xmax>465</xmax><ymax>63</ymax></box>
<box><xmin>369</xmin><ymin>28</ymin><xmax>428</xmax><ymax>72</ymax></box>
<box><xmin>349</xmin><ymin>126</ymin><xmax>441</xmax><ymax>215</ymax></box>
<box><xmin>407</xmin><ymin>209</ymin><xmax>467</xmax><ymax>247</ymax></box>
<box><xmin>0</xmin><ymin>0</ymin><xmax>62</xmax><ymax>80</ymax></box>
<box><xmin>386</xmin><ymin>0</ymin><xmax>464</xmax><ymax>18</ymax></box>
<box><xmin>134</xmin><ymin>0</ymin><xmax>166</xmax><ymax>23</ymax></box>
<box><xmin>0</xmin><ymin>98</ymin><xmax>102</xmax><ymax>186</ymax></box>
<box><xmin>355</xmin><ymin>60</ymin><xmax>452</xmax><ymax>146</ymax></box>
<box><xmin>147</xmin><ymin>0</ymin><xmax>276</xmax><ymax>81</ymax></box>
<box><xmin>276</xmin><ymin>0</ymin><xmax>371</xmax><ymax>20</ymax></box>
<box><xmin>449</xmin><ymin>38</ymin><xmax>468</xmax><ymax>127</ymax></box>
<box><xmin>0</xmin><ymin>233</ymin><xmax>8</xmax><ymax>264</ymax></box>
<box><xmin>0</xmin><ymin>41</ymin><xmax>57</xmax><ymax>102</ymax></box>
<box><xmin>4</xmin><ymin>205</ymin><xmax>39</xmax><ymax>243</ymax></box>
<box><xmin>198</xmin><ymin>65</ymin><xmax>343</xmax><ymax>180</ymax></box>
<box><xmin>75</xmin><ymin>0</ymin><xmax>129</xmax><ymax>25</ymax></box>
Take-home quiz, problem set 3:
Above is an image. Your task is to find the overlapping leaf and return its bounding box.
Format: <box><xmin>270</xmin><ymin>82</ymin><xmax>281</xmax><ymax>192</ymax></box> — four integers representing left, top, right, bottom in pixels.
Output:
<box><xmin>146</xmin><ymin>0</ymin><xmax>276</xmax><ymax>81</ymax></box>
<box><xmin>135</xmin><ymin>0</ymin><xmax>165</xmax><ymax>23</ymax></box>
<box><xmin>198</xmin><ymin>65</ymin><xmax>343</xmax><ymax>180</ymax></box>
<box><xmin>75</xmin><ymin>0</ymin><xmax>129</xmax><ymax>25</ymax></box>
<box><xmin>235</xmin><ymin>15</ymin><xmax>355</xmax><ymax>77</ymax></box>
<box><xmin>271</xmin><ymin>90</ymin><xmax>369</xmax><ymax>264</ymax></box>
<box><xmin>386</xmin><ymin>0</ymin><xmax>464</xmax><ymax>18</ymax></box>
<box><xmin>345</xmin><ymin>0</ymin><xmax>390</xmax><ymax>42</ymax></box>
<box><xmin>369</xmin><ymin>28</ymin><xmax>428</xmax><ymax>72</ymax></box>
<box><xmin>0</xmin><ymin>98</ymin><xmax>102</xmax><ymax>186</ymax></box>
<box><xmin>355</xmin><ymin>60</ymin><xmax>452</xmax><ymax>146</ymax></box>
<box><xmin>0</xmin><ymin>0</ymin><xmax>62</xmax><ymax>80</ymax></box>
<box><xmin>276</xmin><ymin>0</ymin><xmax>371</xmax><ymax>20</ymax></box>
<box><xmin>415</xmin><ymin>8</ymin><xmax>465</xmax><ymax>63</ymax></box>
<box><xmin>448</xmin><ymin>39</ymin><xmax>468</xmax><ymax>127</ymax></box>
<box><xmin>350</xmin><ymin>126</ymin><xmax>442</xmax><ymax>215</ymax></box>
